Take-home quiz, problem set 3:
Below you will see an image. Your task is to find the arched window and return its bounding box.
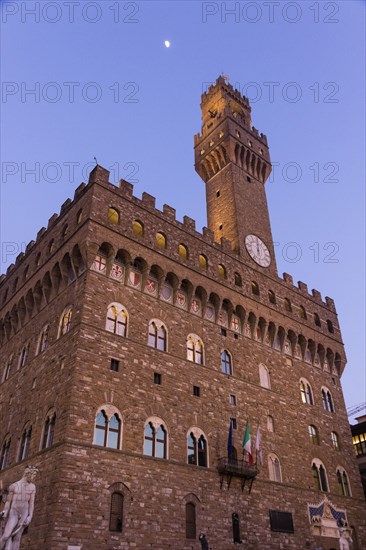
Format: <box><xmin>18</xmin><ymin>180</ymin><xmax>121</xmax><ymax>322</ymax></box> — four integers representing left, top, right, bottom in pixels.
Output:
<box><xmin>268</xmin><ymin>453</ymin><xmax>282</xmax><ymax>482</ymax></box>
<box><xmin>187</xmin><ymin>431</ymin><xmax>208</xmax><ymax>467</ymax></box>
<box><xmin>185</xmin><ymin>502</ymin><xmax>196</xmax><ymax>539</ymax></box>
<box><xmin>62</xmin><ymin>224</ymin><xmax>68</xmax><ymax>239</ymax></box>
<box><xmin>76</xmin><ymin>208</ymin><xmax>83</xmax><ymax>224</ymax></box>
<box><xmin>284</xmin><ymin>298</ymin><xmax>292</xmax><ymax>312</ymax></box>
<box><xmin>268</xmin><ymin>290</ymin><xmax>276</xmax><ymax>304</ymax></box>
<box><xmin>234</xmin><ymin>272</ymin><xmax>242</xmax><ymax>287</ymax></box>
<box><xmin>109</xmin><ymin>492</ymin><xmax>123</xmax><ymax>532</ymax></box>
<box><xmin>144</xmin><ymin>421</ymin><xmax>167</xmax><ymax>459</ymax></box>
<box><xmin>221</xmin><ymin>350</ymin><xmax>232</xmax><ymax>375</ymax></box>
<box><xmin>148</xmin><ymin>320</ymin><xmax>167</xmax><ymax>351</ymax></box>
<box><xmin>156</xmin><ymin>231</ymin><xmax>167</xmax><ymax>249</ymax></box>
<box><xmin>3</xmin><ymin>355</ymin><xmax>13</xmax><ymax>382</ymax></box>
<box><xmin>179</xmin><ymin>243</ymin><xmax>188</xmax><ymax>260</ymax></box>
<box><xmin>311</xmin><ymin>459</ymin><xmax>328</xmax><ymax>492</ymax></box>
<box><xmin>42</xmin><ymin>412</ymin><xmax>56</xmax><ymax>449</ymax></box>
<box><xmin>0</xmin><ymin>437</ymin><xmax>11</xmax><ymax>470</ymax></box>
<box><xmin>48</xmin><ymin>239</ymin><xmax>55</xmax><ymax>254</ymax></box>
<box><xmin>18</xmin><ymin>342</ymin><xmax>30</xmax><ymax>369</ymax></box>
<box><xmin>308</xmin><ymin>425</ymin><xmax>319</xmax><ymax>445</ymax></box>
<box><xmin>300</xmin><ymin>305</ymin><xmax>307</xmax><ymax>319</ymax></box>
<box><xmin>267</xmin><ymin>415</ymin><xmax>274</xmax><ymax>432</ymax></box>
<box><xmin>331</xmin><ymin>431</ymin><xmax>340</xmax><ymax>450</ymax></box>
<box><xmin>132</xmin><ymin>220</ymin><xmax>144</xmax><ymax>236</ymax></box>
<box><xmin>314</xmin><ymin>313</ymin><xmax>321</xmax><ymax>327</ymax></box>
<box><xmin>93</xmin><ymin>410</ymin><xmax>121</xmax><ymax>450</ymax></box>
<box><xmin>218</xmin><ymin>264</ymin><xmax>226</xmax><ymax>279</ymax></box>
<box><xmin>58</xmin><ymin>306</ymin><xmax>73</xmax><ymax>338</ymax></box>
<box><xmin>327</xmin><ymin>319</ymin><xmax>334</xmax><ymax>333</ymax></box>
<box><xmin>198</xmin><ymin>254</ymin><xmax>208</xmax><ymax>270</ymax></box>
<box><xmin>108</xmin><ymin>207</ymin><xmax>119</xmax><ymax>224</ymax></box>
<box><xmin>232</xmin><ymin>513</ymin><xmax>241</xmax><ymax>544</ymax></box>
<box><xmin>37</xmin><ymin>325</ymin><xmax>49</xmax><ymax>354</ymax></box>
<box><xmin>336</xmin><ymin>467</ymin><xmax>351</xmax><ymax>497</ymax></box>
<box><xmin>259</xmin><ymin>364</ymin><xmax>271</xmax><ymax>389</ymax></box>
<box><xmin>18</xmin><ymin>426</ymin><xmax>32</xmax><ymax>462</ymax></box>
<box><xmin>187</xmin><ymin>335</ymin><xmax>204</xmax><ymax>365</ymax></box>
<box><xmin>106</xmin><ymin>303</ymin><xmax>128</xmax><ymax>337</ymax></box>
<box><xmin>300</xmin><ymin>379</ymin><xmax>314</xmax><ymax>405</ymax></box>
<box><xmin>322</xmin><ymin>388</ymin><xmax>334</xmax><ymax>412</ymax></box>
<box><xmin>251</xmin><ymin>281</ymin><xmax>260</xmax><ymax>296</ymax></box>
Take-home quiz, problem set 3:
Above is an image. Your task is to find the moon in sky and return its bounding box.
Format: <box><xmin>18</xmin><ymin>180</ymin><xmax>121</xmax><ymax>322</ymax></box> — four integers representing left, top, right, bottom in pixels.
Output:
<box><xmin>164</xmin><ymin>40</ymin><xmax>171</xmax><ymax>48</ymax></box>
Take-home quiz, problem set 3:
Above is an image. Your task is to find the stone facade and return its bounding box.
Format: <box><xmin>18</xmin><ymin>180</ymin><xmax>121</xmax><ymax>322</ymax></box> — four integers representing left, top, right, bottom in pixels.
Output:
<box><xmin>0</xmin><ymin>77</ymin><xmax>365</xmax><ymax>550</ymax></box>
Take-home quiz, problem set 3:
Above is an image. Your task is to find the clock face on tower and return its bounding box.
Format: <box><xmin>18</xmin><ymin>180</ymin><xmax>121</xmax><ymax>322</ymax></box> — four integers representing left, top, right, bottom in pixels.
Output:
<box><xmin>245</xmin><ymin>234</ymin><xmax>271</xmax><ymax>267</ymax></box>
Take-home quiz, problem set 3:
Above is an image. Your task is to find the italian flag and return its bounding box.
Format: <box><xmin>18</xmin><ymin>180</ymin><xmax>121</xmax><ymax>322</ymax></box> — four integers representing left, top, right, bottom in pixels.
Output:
<box><xmin>242</xmin><ymin>421</ymin><xmax>253</xmax><ymax>464</ymax></box>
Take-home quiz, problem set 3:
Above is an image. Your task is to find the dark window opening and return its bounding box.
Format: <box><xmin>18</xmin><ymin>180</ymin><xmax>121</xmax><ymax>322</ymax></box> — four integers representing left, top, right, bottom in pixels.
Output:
<box><xmin>185</xmin><ymin>502</ymin><xmax>196</xmax><ymax>539</ymax></box>
<box><xmin>154</xmin><ymin>372</ymin><xmax>162</xmax><ymax>385</ymax></box>
<box><xmin>110</xmin><ymin>359</ymin><xmax>119</xmax><ymax>372</ymax></box>
<box><xmin>221</xmin><ymin>327</ymin><xmax>227</xmax><ymax>336</ymax></box>
<box><xmin>193</xmin><ymin>385</ymin><xmax>200</xmax><ymax>397</ymax></box>
<box><xmin>109</xmin><ymin>492</ymin><xmax>123</xmax><ymax>532</ymax></box>
<box><xmin>232</xmin><ymin>513</ymin><xmax>241</xmax><ymax>543</ymax></box>
<box><xmin>269</xmin><ymin>510</ymin><xmax>294</xmax><ymax>533</ymax></box>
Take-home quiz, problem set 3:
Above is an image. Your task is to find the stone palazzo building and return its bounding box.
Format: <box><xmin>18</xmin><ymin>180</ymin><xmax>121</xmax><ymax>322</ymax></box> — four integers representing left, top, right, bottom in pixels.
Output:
<box><xmin>0</xmin><ymin>77</ymin><xmax>365</xmax><ymax>549</ymax></box>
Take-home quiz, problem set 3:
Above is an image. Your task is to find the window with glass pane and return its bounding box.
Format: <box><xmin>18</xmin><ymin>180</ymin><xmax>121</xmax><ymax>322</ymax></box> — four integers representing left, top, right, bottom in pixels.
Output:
<box><xmin>38</xmin><ymin>326</ymin><xmax>49</xmax><ymax>353</ymax></box>
<box><xmin>132</xmin><ymin>220</ymin><xmax>144</xmax><ymax>236</ymax></box>
<box><xmin>342</xmin><ymin>472</ymin><xmax>350</xmax><ymax>496</ymax></box>
<box><xmin>157</xmin><ymin>325</ymin><xmax>167</xmax><ymax>351</ymax></box>
<box><xmin>19</xmin><ymin>344</ymin><xmax>29</xmax><ymax>368</ymax></box>
<box><xmin>187</xmin><ymin>338</ymin><xmax>194</xmax><ymax>361</ymax></box>
<box><xmin>319</xmin><ymin>465</ymin><xmax>328</xmax><ymax>491</ymax></box>
<box><xmin>94</xmin><ymin>411</ymin><xmax>108</xmax><ymax>446</ymax></box>
<box><xmin>187</xmin><ymin>433</ymin><xmax>196</xmax><ymax>464</ymax></box>
<box><xmin>107</xmin><ymin>415</ymin><xmax>121</xmax><ymax>449</ymax></box>
<box><xmin>60</xmin><ymin>307</ymin><xmax>72</xmax><ymax>336</ymax></box>
<box><xmin>42</xmin><ymin>414</ymin><xmax>56</xmax><ymax>449</ymax></box>
<box><xmin>179</xmin><ymin>244</ymin><xmax>188</xmax><ymax>260</ymax></box>
<box><xmin>308</xmin><ymin>425</ymin><xmax>319</xmax><ymax>445</ymax></box>
<box><xmin>144</xmin><ymin>423</ymin><xmax>154</xmax><ymax>456</ymax></box>
<box><xmin>195</xmin><ymin>341</ymin><xmax>203</xmax><ymax>365</ymax></box>
<box><xmin>198</xmin><ymin>436</ymin><xmax>207</xmax><ymax>467</ymax></box>
<box><xmin>155</xmin><ymin>426</ymin><xmax>166</xmax><ymax>458</ymax></box>
<box><xmin>269</xmin><ymin>455</ymin><xmax>282</xmax><ymax>482</ymax></box>
<box><xmin>19</xmin><ymin>428</ymin><xmax>32</xmax><ymax>461</ymax></box>
<box><xmin>198</xmin><ymin>254</ymin><xmax>207</xmax><ymax>270</ymax></box>
<box><xmin>108</xmin><ymin>207</ymin><xmax>119</xmax><ymax>224</ymax></box>
<box><xmin>148</xmin><ymin>322</ymin><xmax>157</xmax><ymax>348</ymax></box>
<box><xmin>156</xmin><ymin>232</ymin><xmax>167</xmax><ymax>249</ymax></box>
<box><xmin>331</xmin><ymin>432</ymin><xmax>339</xmax><ymax>450</ymax></box>
<box><xmin>312</xmin><ymin>464</ymin><xmax>321</xmax><ymax>490</ymax></box>
<box><xmin>322</xmin><ymin>390</ymin><xmax>334</xmax><ymax>412</ymax></box>
<box><xmin>0</xmin><ymin>440</ymin><xmax>10</xmax><ymax>470</ymax></box>
<box><xmin>221</xmin><ymin>350</ymin><xmax>232</xmax><ymax>375</ymax></box>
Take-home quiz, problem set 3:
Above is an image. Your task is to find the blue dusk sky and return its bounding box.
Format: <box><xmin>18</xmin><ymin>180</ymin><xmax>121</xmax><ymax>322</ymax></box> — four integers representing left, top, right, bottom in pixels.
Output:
<box><xmin>0</xmin><ymin>0</ymin><xmax>365</xmax><ymax>415</ymax></box>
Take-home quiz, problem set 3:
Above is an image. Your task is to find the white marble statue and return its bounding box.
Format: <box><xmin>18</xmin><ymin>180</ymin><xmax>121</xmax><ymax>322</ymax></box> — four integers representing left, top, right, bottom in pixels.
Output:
<box><xmin>339</xmin><ymin>527</ymin><xmax>353</xmax><ymax>550</ymax></box>
<box><xmin>0</xmin><ymin>465</ymin><xmax>38</xmax><ymax>550</ymax></box>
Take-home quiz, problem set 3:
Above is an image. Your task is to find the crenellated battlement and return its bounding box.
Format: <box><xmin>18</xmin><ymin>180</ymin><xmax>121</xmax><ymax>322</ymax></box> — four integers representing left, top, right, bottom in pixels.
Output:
<box><xmin>0</xmin><ymin>164</ymin><xmax>338</xmax><ymax>319</ymax></box>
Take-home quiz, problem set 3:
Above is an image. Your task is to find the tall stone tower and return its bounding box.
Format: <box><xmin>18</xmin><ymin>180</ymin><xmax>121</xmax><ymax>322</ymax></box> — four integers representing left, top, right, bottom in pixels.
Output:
<box><xmin>194</xmin><ymin>76</ymin><xmax>277</xmax><ymax>275</ymax></box>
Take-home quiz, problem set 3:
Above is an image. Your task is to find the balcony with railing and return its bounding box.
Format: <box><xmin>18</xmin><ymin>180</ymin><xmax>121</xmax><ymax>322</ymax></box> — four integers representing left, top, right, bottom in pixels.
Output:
<box><xmin>217</xmin><ymin>457</ymin><xmax>259</xmax><ymax>492</ymax></box>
